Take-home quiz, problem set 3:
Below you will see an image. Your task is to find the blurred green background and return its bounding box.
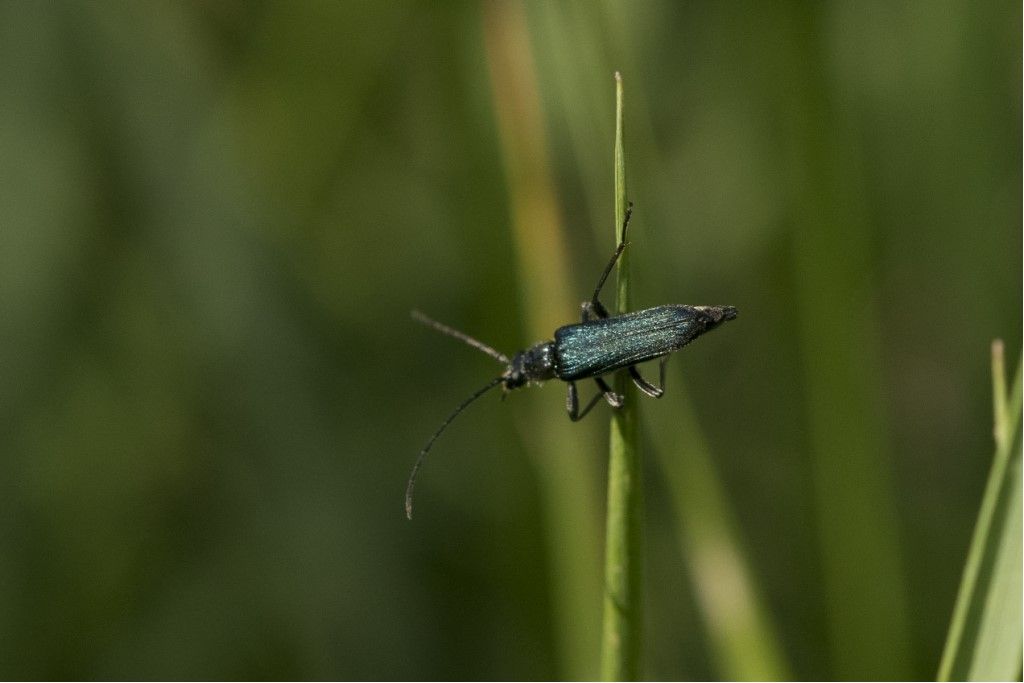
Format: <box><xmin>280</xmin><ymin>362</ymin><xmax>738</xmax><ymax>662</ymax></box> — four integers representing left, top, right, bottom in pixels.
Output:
<box><xmin>0</xmin><ymin>1</ymin><xmax>1019</xmax><ymax>680</ymax></box>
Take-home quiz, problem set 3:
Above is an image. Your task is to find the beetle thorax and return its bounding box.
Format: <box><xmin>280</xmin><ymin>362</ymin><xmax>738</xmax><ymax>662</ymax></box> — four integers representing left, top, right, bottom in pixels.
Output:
<box><xmin>504</xmin><ymin>341</ymin><xmax>556</xmax><ymax>389</ymax></box>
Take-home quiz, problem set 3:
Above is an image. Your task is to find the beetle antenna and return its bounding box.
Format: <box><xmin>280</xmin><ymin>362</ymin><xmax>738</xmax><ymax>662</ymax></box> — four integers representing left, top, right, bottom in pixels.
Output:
<box><xmin>412</xmin><ymin>310</ymin><xmax>509</xmax><ymax>364</ymax></box>
<box><xmin>406</xmin><ymin>375</ymin><xmax>505</xmax><ymax>519</ymax></box>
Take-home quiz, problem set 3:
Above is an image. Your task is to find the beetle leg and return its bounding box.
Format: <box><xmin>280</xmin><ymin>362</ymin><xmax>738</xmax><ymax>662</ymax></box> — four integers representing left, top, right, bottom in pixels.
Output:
<box><xmin>629</xmin><ymin>358</ymin><xmax>668</xmax><ymax>398</ymax></box>
<box><xmin>588</xmin><ymin>202</ymin><xmax>633</xmax><ymax>313</ymax></box>
<box><xmin>594</xmin><ymin>376</ymin><xmax>624</xmax><ymax>408</ymax></box>
<box><xmin>580</xmin><ymin>299</ymin><xmax>611</xmax><ymax>322</ymax></box>
<box><xmin>581</xmin><ymin>299</ymin><xmax>611</xmax><ymax>322</ymax></box>
<box><xmin>566</xmin><ymin>381</ymin><xmax>606</xmax><ymax>421</ymax></box>
<box><xmin>580</xmin><ymin>301</ymin><xmax>593</xmax><ymax>322</ymax></box>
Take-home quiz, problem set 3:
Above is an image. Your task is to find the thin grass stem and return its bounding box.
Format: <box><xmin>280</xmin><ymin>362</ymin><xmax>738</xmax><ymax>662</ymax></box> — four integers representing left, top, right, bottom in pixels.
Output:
<box><xmin>600</xmin><ymin>71</ymin><xmax>644</xmax><ymax>681</ymax></box>
<box><xmin>937</xmin><ymin>342</ymin><xmax>1023</xmax><ymax>680</ymax></box>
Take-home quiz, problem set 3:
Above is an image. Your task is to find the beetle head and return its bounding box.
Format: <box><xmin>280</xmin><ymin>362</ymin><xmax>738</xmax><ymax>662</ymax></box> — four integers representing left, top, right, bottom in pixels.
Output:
<box><xmin>504</xmin><ymin>341</ymin><xmax>557</xmax><ymax>391</ymax></box>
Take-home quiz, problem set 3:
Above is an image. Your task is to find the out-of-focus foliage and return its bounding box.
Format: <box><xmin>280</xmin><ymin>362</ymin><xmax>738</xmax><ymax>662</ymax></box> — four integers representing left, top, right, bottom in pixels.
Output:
<box><xmin>0</xmin><ymin>1</ymin><xmax>1018</xmax><ymax>679</ymax></box>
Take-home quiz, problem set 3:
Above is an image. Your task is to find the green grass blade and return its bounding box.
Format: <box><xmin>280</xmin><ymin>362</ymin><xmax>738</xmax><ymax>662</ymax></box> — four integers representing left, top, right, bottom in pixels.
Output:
<box><xmin>601</xmin><ymin>71</ymin><xmax>644</xmax><ymax>682</ymax></box>
<box><xmin>783</xmin><ymin>9</ymin><xmax>911</xmax><ymax>674</ymax></box>
<box><xmin>937</xmin><ymin>342</ymin><xmax>1023</xmax><ymax>681</ymax></box>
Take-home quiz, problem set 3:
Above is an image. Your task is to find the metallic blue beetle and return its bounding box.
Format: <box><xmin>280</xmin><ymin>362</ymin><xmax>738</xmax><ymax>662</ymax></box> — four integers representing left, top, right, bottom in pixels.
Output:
<box><xmin>407</xmin><ymin>204</ymin><xmax>736</xmax><ymax>518</ymax></box>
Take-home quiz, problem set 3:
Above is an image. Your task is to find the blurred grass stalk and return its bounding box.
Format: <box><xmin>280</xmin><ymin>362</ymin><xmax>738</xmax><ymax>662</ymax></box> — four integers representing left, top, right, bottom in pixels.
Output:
<box><xmin>785</xmin><ymin>6</ymin><xmax>911</xmax><ymax>677</ymax></box>
<box><xmin>601</xmin><ymin>72</ymin><xmax>644</xmax><ymax>681</ymax></box>
<box><xmin>650</xmin><ymin>391</ymin><xmax>791</xmax><ymax>680</ymax></box>
<box><xmin>483</xmin><ymin>3</ymin><xmax>603</xmax><ymax>679</ymax></box>
<box><xmin>937</xmin><ymin>341</ymin><xmax>1022</xmax><ymax>681</ymax></box>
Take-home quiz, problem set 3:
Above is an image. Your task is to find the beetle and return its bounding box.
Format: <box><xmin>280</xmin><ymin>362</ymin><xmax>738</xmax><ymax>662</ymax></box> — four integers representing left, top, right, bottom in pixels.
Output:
<box><xmin>406</xmin><ymin>203</ymin><xmax>736</xmax><ymax>518</ymax></box>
